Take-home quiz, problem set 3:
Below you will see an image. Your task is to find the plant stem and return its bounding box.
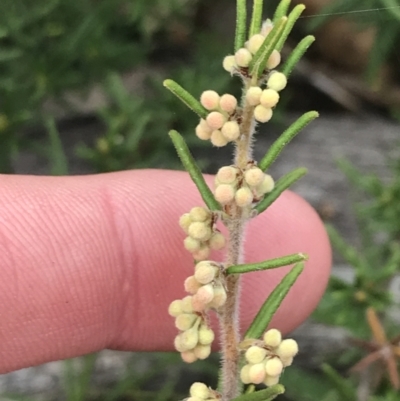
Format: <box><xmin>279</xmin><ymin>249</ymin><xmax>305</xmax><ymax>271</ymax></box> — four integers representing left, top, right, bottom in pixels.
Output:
<box><xmin>220</xmin><ymin>81</ymin><xmax>256</xmax><ymax>401</ymax></box>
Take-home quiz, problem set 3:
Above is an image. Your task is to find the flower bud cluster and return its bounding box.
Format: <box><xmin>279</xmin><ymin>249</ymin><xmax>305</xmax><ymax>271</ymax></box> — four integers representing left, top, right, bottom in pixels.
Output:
<box><xmin>195</xmin><ymin>91</ymin><xmax>240</xmax><ymax>147</ymax></box>
<box><xmin>240</xmin><ymin>329</ymin><xmax>299</xmax><ymax>387</ymax></box>
<box><xmin>168</xmin><ymin>297</ymin><xmax>215</xmax><ymax>363</ymax></box>
<box><xmin>214</xmin><ymin>165</ymin><xmax>275</xmax><ymax>208</ymax></box>
<box><xmin>179</xmin><ymin>207</ymin><xmax>226</xmax><ymax>261</ymax></box>
<box><xmin>187</xmin><ymin>382</ymin><xmax>220</xmax><ymax>401</ymax></box>
<box><xmin>223</xmin><ymin>21</ymin><xmax>280</xmax><ymax>75</ymax></box>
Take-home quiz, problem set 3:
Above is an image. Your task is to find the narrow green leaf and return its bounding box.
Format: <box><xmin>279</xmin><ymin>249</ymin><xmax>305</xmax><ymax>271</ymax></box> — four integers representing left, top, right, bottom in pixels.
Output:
<box><xmin>281</xmin><ymin>35</ymin><xmax>315</xmax><ymax>77</ymax></box>
<box><xmin>273</xmin><ymin>0</ymin><xmax>291</xmax><ymax>23</ymax></box>
<box><xmin>169</xmin><ymin>130</ymin><xmax>221</xmax><ymax>211</ymax></box>
<box><xmin>226</xmin><ymin>253</ymin><xmax>308</xmax><ymax>275</ymax></box>
<box><xmin>321</xmin><ymin>364</ymin><xmax>356</xmax><ymax>401</ymax></box>
<box><xmin>275</xmin><ymin>4</ymin><xmax>306</xmax><ymax>51</ymax></box>
<box><xmin>163</xmin><ymin>79</ymin><xmax>208</xmax><ymax>119</ymax></box>
<box><xmin>245</xmin><ymin>263</ymin><xmax>304</xmax><ymax>339</ymax></box>
<box><xmin>45</xmin><ymin>117</ymin><xmax>69</xmax><ymax>176</ymax></box>
<box><xmin>249</xmin><ymin>0</ymin><xmax>264</xmax><ymax>37</ymax></box>
<box><xmin>235</xmin><ymin>0</ymin><xmax>247</xmax><ymax>52</ymax></box>
<box><xmin>249</xmin><ymin>17</ymin><xmax>287</xmax><ymax>79</ymax></box>
<box><xmin>233</xmin><ymin>385</ymin><xmax>285</xmax><ymax>401</ymax></box>
<box><xmin>259</xmin><ymin>111</ymin><xmax>318</xmax><ymax>171</ymax></box>
<box><xmin>254</xmin><ymin>168</ymin><xmax>307</xmax><ymax>215</ymax></box>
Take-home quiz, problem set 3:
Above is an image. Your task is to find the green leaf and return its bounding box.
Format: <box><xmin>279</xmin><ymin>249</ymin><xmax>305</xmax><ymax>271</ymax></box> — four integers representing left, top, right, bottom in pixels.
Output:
<box><xmin>275</xmin><ymin>4</ymin><xmax>306</xmax><ymax>51</ymax></box>
<box><xmin>232</xmin><ymin>385</ymin><xmax>285</xmax><ymax>401</ymax></box>
<box><xmin>235</xmin><ymin>0</ymin><xmax>247</xmax><ymax>52</ymax></box>
<box><xmin>249</xmin><ymin>0</ymin><xmax>264</xmax><ymax>38</ymax></box>
<box><xmin>281</xmin><ymin>35</ymin><xmax>315</xmax><ymax>77</ymax></box>
<box><xmin>226</xmin><ymin>253</ymin><xmax>308</xmax><ymax>275</ymax></box>
<box><xmin>45</xmin><ymin>117</ymin><xmax>69</xmax><ymax>176</ymax></box>
<box><xmin>245</xmin><ymin>262</ymin><xmax>304</xmax><ymax>339</ymax></box>
<box><xmin>254</xmin><ymin>168</ymin><xmax>307</xmax><ymax>215</ymax></box>
<box><xmin>169</xmin><ymin>130</ymin><xmax>221</xmax><ymax>211</ymax></box>
<box><xmin>259</xmin><ymin>111</ymin><xmax>318</xmax><ymax>171</ymax></box>
<box><xmin>321</xmin><ymin>364</ymin><xmax>356</xmax><ymax>401</ymax></box>
<box><xmin>163</xmin><ymin>79</ymin><xmax>208</xmax><ymax>119</ymax></box>
<box><xmin>273</xmin><ymin>0</ymin><xmax>291</xmax><ymax>23</ymax></box>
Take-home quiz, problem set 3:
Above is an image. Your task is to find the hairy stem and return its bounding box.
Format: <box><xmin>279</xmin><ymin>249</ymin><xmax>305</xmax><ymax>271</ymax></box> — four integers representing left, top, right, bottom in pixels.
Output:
<box><xmin>220</xmin><ymin>81</ymin><xmax>256</xmax><ymax>401</ymax></box>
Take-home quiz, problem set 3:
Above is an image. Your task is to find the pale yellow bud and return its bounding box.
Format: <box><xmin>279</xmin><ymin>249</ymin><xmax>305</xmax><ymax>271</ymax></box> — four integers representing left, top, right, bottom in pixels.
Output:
<box><xmin>244</xmin><ymin>167</ymin><xmax>265</xmax><ymax>187</ymax></box>
<box><xmin>184</xmin><ymin>236</ymin><xmax>202</xmax><ymax>252</ymax></box>
<box><xmin>246</xmin><ymin>86</ymin><xmax>262</xmax><ymax>106</ymax></box>
<box><xmin>247</xmin><ymin>34</ymin><xmax>265</xmax><ymax>54</ymax></box>
<box><xmin>181</xmin><ymin>295</ymin><xmax>194</xmax><ymax>313</ymax></box>
<box><xmin>215</xmin><ymin>184</ymin><xmax>235</xmax><ymax>205</ymax></box>
<box><xmin>174</xmin><ymin>334</ymin><xmax>188</xmax><ymax>352</ymax></box>
<box><xmin>208</xmin><ymin>285</ymin><xmax>227</xmax><ymax>308</ymax></box>
<box><xmin>277</xmin><ymin>339</ymin><xmax>299</xmax><ymax>358</ymax></box>
<box><xmin>175</xmin><ymin>313</ymin><xmax>197</xmax><ymax>331</ymax></box>
<box><xmin>200</xmin><ymin>90</ymin><xmax>220</xmax><ymax>111</ymax></box>
<box><xmin>209</xmin><ymin>232</ymin><xmax>226</xmax><ymax>250</ymax></box>
<box><xmin>194</xmin><ymin>284</ymin><xmax>214</xmax><ymax>305</ymax></box>
<box><xmin>189</xmin><ymin>206</ymin><xmax>210</xmax><ymax>222</ymax></box>
<box><xmin>281</xmin><ymin>356</ymin><xmax>293</xmax><ymax>367</ymax></box>
<box><xmin>179</xmin><ymin>213</ymin><xmax>192</xmax><ymax>233</ymax></box>
<box><xmin>195</xmin><ymin>124</ymin><xmax>212</xmax><ymax>140</ymax></box>
<box><xmin>206</xmin><ymin>111</ymin><xmax>226</xmax><ymax>130</ymax></box>
<box><xmin>193</xmin><ymin>344</ymin><xmax>211</xmax><ymax>360</ymax></box>
<box><xmin>221</xmin><ymin>121</ymin><xmax>240</xmax><ymax>141</ymax></box>
<box><xmin>261</xmin><ymin>19</ymin><xmax>273</xmax><ymax>36</ymax></box>
<box><xmin>264</xmin><ymin>375</ymin><xmax>280</xmax><ymax>387</ymax></box>
<box><xmin>190</xmin><ymin>382</ymin><xmax>210</xmax><ymax>399</ymax></box>
<box><xmin>254</xmin><ymin>105</ymin><xmax>273</xmax><ymax>123</ymax></box>
<box><xmin>265</xmin><ymin>357</ymin><xmax>283</xmax><ymax>377</ymax></box>
<box><xmin>267</xmin><ymin>72</ymin><xmax>287</xmax><ymax>92</ymax></box>
<box><xmin>223</xmin><ymin>55</ymin><xmax>237</xmax><ymax>72</ymax></box>
<box><xmin>245</xmin><ymin>345</ymin><xmax>267</xmax><ymax>364</ymax></box>
<box><xmin>257</xmin><ymin>174</ymin><xmax>275</xmax><ymax>194</ymax></box>
<box><xmin>266</xmin><ymin>50</ymin><xmax>281</xmax><ymax>69</ymax></box>
<box><xmin>181</xmin><ymin>351</ymin><xmax>198</xmax><ymax>364</ymax></box>
<box><xmin>192</xmin><ymin>245</ymin><xmax>211</xmax><ymax>261</ymax></box>
<box><xmin>219</xmin><ymin>94</ymin><xmax>237</xmax><ymax>114</ymax></box>
<box><xmin>168</xmin><ymin>299</ymin><xmax>184</xmax><ymax>317</ymax></box>
<box><xmin>260</xmin><ymin>89</ymin><xmax>280</xmax><ymax>108</ymax></box>
<box><xmin>249</xmin><ymin>363</ymin><xmax>266</xmax><ymax>384</ymax></box>
<box><xmin>198</xmin><ymin>326</ymin><xmax>215</xmax><ymax>345</ymax></box>
<box><xmin>216</xmin><ymin>166</ymin><xmax>238</xmax><ymax>184</ymax></box>
<box><xmin>210</xmin><ymin>130</ymin><xmax>229</xmax><ymax>147</ymax></box>
<box><xmin>184</xmin><ymin>275</ymin><xmax>202</xmax><ymax>294</ymax></box>
<box><xmin>180</xmin><ymin>326</ymin><xmax>199</xmax><ymax>350</ymax></box>
<box><xmin>240</xmin><ymin>364</ymin><xmax>251</xmax><ymax>384</ymax></box>
<box><xmin>188</xmin><ymin>222</ymin><xmax>212</xmax><ymax>241</ymax></box>
<box><xmin>195</xmin><ymin>261</ymin><xmax>218</xmax><ymax>284</ymax></box>
<box><xmin>235</xmin><ymin>187</ymin><xmax>254</xmax><ymax>207</ymax></box>
<box><xmin>235</xmin><ymin>48</ymin><xmax>252</xmax><ymax>67</ymax></box>
<box><xmin>263</xmin><ymin>328</ymin><xmax>282</xmax><ymax>348</ymax></box>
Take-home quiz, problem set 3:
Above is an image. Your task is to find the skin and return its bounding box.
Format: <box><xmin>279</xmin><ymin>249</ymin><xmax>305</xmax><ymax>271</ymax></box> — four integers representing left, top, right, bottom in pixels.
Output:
<box><xmin>0</xmin><ymin>169</ymin><xmax>331</xmax><ymax>373</ymax></box>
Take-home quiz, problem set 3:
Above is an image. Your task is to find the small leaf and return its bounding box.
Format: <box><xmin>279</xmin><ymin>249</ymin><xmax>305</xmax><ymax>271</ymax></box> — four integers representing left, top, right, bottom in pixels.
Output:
<box><xmin>226</xmin><ymin>253</ymin><xmax>308</xmax><ymax>275</ymax></box>
<box><xmin>249</xmin><ymin>0</ymin><xmax>264</xmax><ymax>38</ymax></box>
<box><xmin>254</xmin><ymin>168</ymin><xmax>307</xmax><ymax>215</ymax></box>
<box><xmin>163</xmin><ymin>79</ymin><xmax>208</xmax><ymax>119</ymax></box>
<box><xmin>259</xmin><ymin>112</ymin><xmax>318</xmax><ymax>171</ymax></box>
<box><xmin>275</xmin><ymin>4</ymin><xmax>306</xmax><ymax>51</ymax></box>
<box><xmin>245</xmin><ymin>262</ymin><xmax>304</xmax><ymax>339</ymax></box>
<box><xmin>281</xmin><ymin>36</ymin><xmax>315</xmax><ymax>77</ymax></box>
<box><xmin>232</xmin><ymin>385</ymin><xmax>285</xmax><ymax>401</ymax></box>
<box><xmin>169</xmin><ymin>130</ymin><xmax>221</xmax><ymax>211</ymax></box>
<box><xmin>273</xmin><ymin>0</ymin><xmax>292</xmax><ymax>23</ymax></box>
<box><xmin>235</xmin><ymin>0</ymin><xmax>247</xmax><ymax>52</ymax></box>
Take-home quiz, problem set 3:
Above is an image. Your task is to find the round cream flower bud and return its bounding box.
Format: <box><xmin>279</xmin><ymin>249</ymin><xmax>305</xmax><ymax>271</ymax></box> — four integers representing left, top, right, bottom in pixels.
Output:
<box><xmin>247</xmin><ymin>34</ymin><xmax>265</xmax><ymax>54</ymax></box>
<box><xmin>209</xmin><ymin>232</ymin><xmax>226</xmax><ymax>250</ymax></box>
<box><xmin>260</xmin><ymin>89</ymin><xmax>280</xmax><ymax>108</ymax></box>
<box><xmin>216</xmin><ymin>166</ymin><xmax>238</xmax><ymax>184</ymax></box>
<box><xmin>277</xmin><ymin>339</ymin><xmax>299</xmax><ymax>358</ymax></box>
<box><xmin>264</xmin><ymin>375</ymin><xmax>280</xmax><ymax>387</ymax></box>
<box><xmin>179</xmin><ymin>213</ymin><xmax>192</xmax><ymax>233</ymax></box>
<box><xmin>190</xmin><ymin>382</ymin><xmax>210</xmax><ymax>399</ymax></box>
<box><xmin>208</xmin><ymin>284</ymin><xmax>227</xmax><ymax>308</ymax></box>
<box><xmin>181</xmin><ymin>351</ymin><xmax>198</xmax><ymax>364</ymax></box>
<box><xmin>249</xmin><ymin>363</ymin><xmax>266</xmax><ymax>384</ymax></box>
<box><xmin>194</xmin><ymin>344</ymin><xmax>211</xmax><ymax>360</ymax></box>
<box><xmin>195</xmin><ymin>261</ymin><xmax>218</xmax><ymax>284</ymax></box>
<box><xmin>281</xmin><ymin>356</ymin><xmax>293</xmax><ymax>367</ymax></box>
<box><xmin>246</xmin><ymin>86</ymin><xmax>262</xmax><ymax>106</ymax></box>
<box><xmin>265</xmin><ymin>357</ymin><xmax>283</xmax><ymax>377</ymax></box>
<box><xmin>206</xmin><ymin>111</ymin><xmax>226</xmax><ymax>130</ymax></box>
<box><xmin>194</xmin><ymin>284</ymin><xmax>214</xmax><ymax>305</ymax></box>
<box><xmin>261</xmin><ymin>19</ymin><xmax>273</xmax><ymax>36</ymax></box>
<box><xmin>240</xmin><ymin>364</ymin><xmax>251</xmax><ymax>384</ymax></box>
<box><xmin>263</xmin><ymin>328</ymin><xmax>282</xmax><ymax>348</ymax></box>
<box><xmin>175</xmin><ymin>313</ymin><xmax>197</xmax><ymax>331</ymax></box>
<box><xmin>219</xmin><ymin>94</ymin><xmax>237</xmax><ymax>114</ymax></box>
<box><xmin>188</xmin><ymin>222</ymin><xmax>212</xmax><ymax>241</ymax></box>
<box><xmin>267</xmin><ymin>72</ymin><xmax>287</xmax><ymax>92</ymax></box>
<box><xmin>245</xmin><ymin>345</ymin><xmax>268</xmax><ymax>364</ymax></box>
<box><xmin>254</xmin><ymin>105</ymin><xmax>273</xmax><ymax>123</ymax></box>
<box><xmin>184</xmin><ymin>275</ymin><xmax>202</xmax><ymax>294</ymax></box>
<box><xmin>221</xmin><ymin>121</ymin><xmax>240</xmax><ymax>141</ymax></box>
<box><xmin>214</xmin><ymin>184</ymin><xmax>235</xmax><ymax>205</ymax></box>
<box><xmin>235</xmin><ymin>187</ymin><xmax>254</xmax><ymax>207</ymax></box>
<box><xmin>189</xmin><ymin>206</ymin><xmax>210</xmax><ymax>222</ymax></box>
<box><xmin>181</xmin><ymin>295</ymin><xmax>194</xmax><ymax>313</ymax></box>
<box><xmin>180</xmin><ymin>326</ymin><xmax>199</xmax><ymax>350</ymax></box>
<box><xmin>192</xmin><ymin>245</ymin><xmax>211</xmax><ymax>261</ymax></box>
<box><xmin>184</xmin><ymin>236</ymin><xmax>201</xmax><ymax>252</ymax></box>
<box><xmin>168</xmin><ymin>299</ymin><xmax>183</xmax><ymax>317</ymax></box>
<box><xmin>235</xmin><ymin>48</ymin><xmax>252</xmax><ymax>67</ymax></box>
<box><xmin>174</xmin><ymin>334</ymin><xmax>188</xmax><ymax>352</ymax></box>
<box><xmin>211</xmin><ymin>130</ymin><xmax>229</xmax><ymax>147</ymax></box>
<box><xmin>244</xmin><ymin>167</ymin><xmax>265</xmax><ymax>187</ymax></box>
<box><xmin>266</xmin><ymin>50</ymin><xmax>281</xmax><ymax>69</ymax></box>
<box><xmin>195</xmin><ymin>123</ymin><xmax>212</xmax><ymax>140</ymax></box>
<box><xmin>257</xmin><ymin>174</ymin><xmax>275</xmax><ymax>194</ymax></box>
<box><xmin>223</xmin><ymin>55</ymin><xmax>237</xmax><ymax>72</ymax></box>
<box><xmin>198</xmin><ymin>325</ymin><xmax>215</xmax><ymax>345</ymax></box>
<box><xmin>200</xmin><ymin>90</ymin><xmax>220</xmax><ymax>111</ymax></box>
